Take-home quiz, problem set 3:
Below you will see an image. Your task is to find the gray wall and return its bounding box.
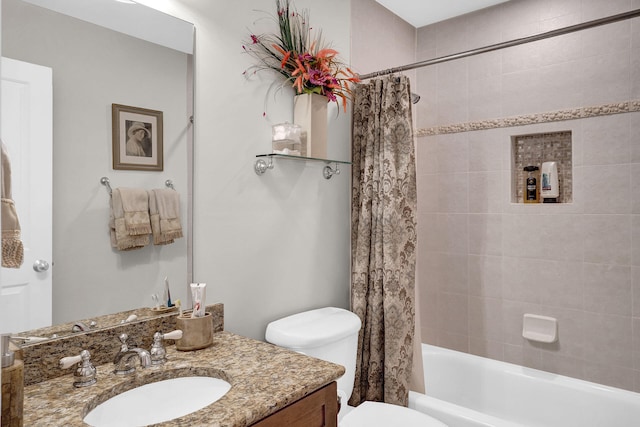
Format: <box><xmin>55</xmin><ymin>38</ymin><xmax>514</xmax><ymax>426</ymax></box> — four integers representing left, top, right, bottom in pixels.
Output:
<box><xmin>2</xmin><ymin>0</ymin><xmax>189</xmax><ymax>323</ymax></box>
<box><xmin>2</xmin><ymin>0</ymin><xmax>352</xmax><ymax>341</ymax></box>
<box><xmin>160</xmin><ymin>0</ymin><xmax>353</xmax><ymax>340</ymax></box>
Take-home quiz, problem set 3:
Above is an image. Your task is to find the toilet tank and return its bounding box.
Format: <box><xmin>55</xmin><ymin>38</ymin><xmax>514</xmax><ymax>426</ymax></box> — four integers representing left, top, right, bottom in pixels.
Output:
<box><xmin>265</xmin><ymin>307</ymin><xmax>362</xmax><ymax>400</ymax></box>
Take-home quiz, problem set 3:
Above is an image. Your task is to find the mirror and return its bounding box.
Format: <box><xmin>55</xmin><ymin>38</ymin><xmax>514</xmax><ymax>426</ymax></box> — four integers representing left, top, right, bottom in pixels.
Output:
<box><xmin>0</xmin><ymin>0</ymin><xmax>194</xmax><ymax>339</ymax></box>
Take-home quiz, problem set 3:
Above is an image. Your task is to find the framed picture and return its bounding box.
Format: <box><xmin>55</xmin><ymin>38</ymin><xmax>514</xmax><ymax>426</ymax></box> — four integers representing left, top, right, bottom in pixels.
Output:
<box><xmin>112</xmin><ymin>103</ymin><xmax>163</xmax><ymax>171</ymax></box>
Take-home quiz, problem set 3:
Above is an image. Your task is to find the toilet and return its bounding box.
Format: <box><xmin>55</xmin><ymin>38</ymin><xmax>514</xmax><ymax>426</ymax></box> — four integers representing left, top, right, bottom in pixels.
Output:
<box><xmin>265</xmin><ymin>307</ymin><xmax>447</xmax><ymax>427</ymax></box>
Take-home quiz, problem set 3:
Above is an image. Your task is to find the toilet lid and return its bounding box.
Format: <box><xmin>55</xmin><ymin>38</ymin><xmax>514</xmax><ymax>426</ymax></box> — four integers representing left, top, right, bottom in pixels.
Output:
<box><xmin>340</xmin><ymin>401</ymin><xmax>448</xmax><ymax>427</ymax></box>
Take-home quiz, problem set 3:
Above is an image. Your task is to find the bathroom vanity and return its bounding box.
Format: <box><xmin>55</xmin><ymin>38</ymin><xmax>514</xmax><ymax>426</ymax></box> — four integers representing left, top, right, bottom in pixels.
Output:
<box><xmin>18</xmin><ymin>305</ymin><xmax>343</xmax><ymax>426</ymax></box>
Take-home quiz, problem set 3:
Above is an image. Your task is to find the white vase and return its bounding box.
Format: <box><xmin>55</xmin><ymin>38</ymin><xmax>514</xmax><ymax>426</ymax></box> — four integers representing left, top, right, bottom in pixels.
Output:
<box><xmin>293</xmin><ymin>93</ymin><xmax>327</xmax><ymax>159</ymax></box>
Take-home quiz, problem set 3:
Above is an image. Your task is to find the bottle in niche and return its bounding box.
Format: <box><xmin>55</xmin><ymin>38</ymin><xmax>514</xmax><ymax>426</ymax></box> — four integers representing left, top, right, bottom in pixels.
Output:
<box><xmin>540</xmin><ymin>161</ymin><xmax>559</xmax><ymax>203</ymax></box>
<box><xmin>523</xmin><ymin>165</ymin><xmax>539</xmax><ymax>203</ymax></box>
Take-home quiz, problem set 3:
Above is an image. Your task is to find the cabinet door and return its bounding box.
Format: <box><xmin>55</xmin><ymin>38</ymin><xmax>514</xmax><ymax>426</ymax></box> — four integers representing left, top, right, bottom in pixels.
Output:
<box><xmin>251</xmin><ymin>382</ymin><xmax>338</xmax><ymax>427</ymax></box>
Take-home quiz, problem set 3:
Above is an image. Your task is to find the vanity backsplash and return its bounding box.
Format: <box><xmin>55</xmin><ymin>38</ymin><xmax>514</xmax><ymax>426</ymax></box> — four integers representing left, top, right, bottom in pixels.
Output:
<box><xmin>17</xmin><ymin>304</ymin><xmax>224</xmax><ymax>386</ymax></box>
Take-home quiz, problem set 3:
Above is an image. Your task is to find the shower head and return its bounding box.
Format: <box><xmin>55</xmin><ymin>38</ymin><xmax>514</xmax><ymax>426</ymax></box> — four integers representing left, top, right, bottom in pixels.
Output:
<box><xmin>410</xmin><ymin>92</ymin><xmax>421</xmax><ymax>104</ymax></box>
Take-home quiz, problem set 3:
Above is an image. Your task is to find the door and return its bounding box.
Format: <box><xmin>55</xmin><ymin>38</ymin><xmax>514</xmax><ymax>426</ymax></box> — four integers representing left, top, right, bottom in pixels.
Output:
<box><xmin>1</xmin><ymin>57</ymin><xmax>53</xmax><ymax>333</ymax></box>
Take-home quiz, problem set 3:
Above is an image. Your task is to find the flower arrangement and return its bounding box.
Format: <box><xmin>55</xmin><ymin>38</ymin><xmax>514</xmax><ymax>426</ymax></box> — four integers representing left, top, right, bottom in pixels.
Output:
<box><xmin>242</xmin><ymin>0</ymin><xmax>360</xmax><ymax>112</ymax></box>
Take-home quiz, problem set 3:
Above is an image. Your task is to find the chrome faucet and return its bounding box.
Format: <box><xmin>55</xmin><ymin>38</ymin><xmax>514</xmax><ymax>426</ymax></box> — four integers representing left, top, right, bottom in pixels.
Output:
<box><xmin>72</xmin><ymin>320</ymin><xmax>96</xmax><ymax>332</ymax></box>
<box><xmin>113</xmin><ymin>333</ymin><xmax>151</xmax><ymax>375</ymax></box>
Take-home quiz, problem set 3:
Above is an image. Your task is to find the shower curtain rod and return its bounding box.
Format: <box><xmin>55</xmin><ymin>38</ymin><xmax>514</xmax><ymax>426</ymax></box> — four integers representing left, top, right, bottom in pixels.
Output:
<box><xmin>358</xmin><ymin>8</ymin><xmax>640</xmax><ymax>80</ymax></box>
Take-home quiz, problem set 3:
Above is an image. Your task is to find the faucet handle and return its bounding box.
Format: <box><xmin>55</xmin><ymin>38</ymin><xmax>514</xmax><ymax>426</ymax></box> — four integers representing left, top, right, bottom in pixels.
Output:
<box><xmin>120</xmin><ymin>314</ymin><xmax>138</xmax><ymax>324</ymax></box>
<box><xmin>59</xmin><ymin>354</ymin><xmax>82</xmax><ymax>369</ymax></box>
<box><xmin>59</xmin><ymin>349</ymin><xmax>97</xmax><ymax>388</ymax></box>
<box><xmin>150</xmin><ymin>330</ymin><xmax>183</xmax><ymax>365</ymax></box>
<box><xmin>162</xmin><ymin>330</ymin><xmax>183</xmax><ymax>341</ymax></box>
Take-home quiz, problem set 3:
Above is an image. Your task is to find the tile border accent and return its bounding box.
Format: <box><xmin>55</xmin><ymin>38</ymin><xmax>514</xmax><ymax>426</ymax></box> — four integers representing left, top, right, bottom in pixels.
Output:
<box><xmin>416</xmin><ymin>100</ymin><xmax>640</xmax><ymax>137</ymax></box>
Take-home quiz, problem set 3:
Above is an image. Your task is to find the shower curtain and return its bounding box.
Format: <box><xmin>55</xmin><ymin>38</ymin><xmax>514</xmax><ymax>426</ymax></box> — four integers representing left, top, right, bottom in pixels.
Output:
<box><xmin>350</xmin><ymin>75</ymin><xmax>420</xmax><ymax>407</ymax></box>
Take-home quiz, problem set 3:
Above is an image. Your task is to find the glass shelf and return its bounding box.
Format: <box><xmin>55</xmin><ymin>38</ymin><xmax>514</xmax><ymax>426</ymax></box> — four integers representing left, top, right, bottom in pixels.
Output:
<box><xmin>256</xmin><ymin>153</ymin><xmax>351</xmax><ymax>164</ymax></box>
<box><xmin>254</xmin><ymin>154</ymin><xmax>351</xmax><ymax>179</ymax></box>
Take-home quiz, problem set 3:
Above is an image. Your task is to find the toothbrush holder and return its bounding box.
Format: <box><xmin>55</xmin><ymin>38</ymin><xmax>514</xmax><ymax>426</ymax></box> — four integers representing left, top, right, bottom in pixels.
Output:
<box><xmin>175</xmin><ymin>312</ymin><xmax>214</xmax><ymax>351</ymax></box>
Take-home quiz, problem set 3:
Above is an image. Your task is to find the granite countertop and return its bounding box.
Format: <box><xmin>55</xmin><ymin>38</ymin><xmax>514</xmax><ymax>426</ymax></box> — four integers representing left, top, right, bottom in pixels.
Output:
<box><xmin>23</xmin><ymin>331</ymin><xmax>344</xmax><ymax>426</ymax></box>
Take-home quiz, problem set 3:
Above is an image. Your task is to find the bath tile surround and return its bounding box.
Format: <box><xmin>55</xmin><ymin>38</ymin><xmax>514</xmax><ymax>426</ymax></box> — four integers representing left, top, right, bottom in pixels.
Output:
<box><xmin>411</xmin><ymin>0</ymin><xmax>640</xmax><ymax>392</ymax></box>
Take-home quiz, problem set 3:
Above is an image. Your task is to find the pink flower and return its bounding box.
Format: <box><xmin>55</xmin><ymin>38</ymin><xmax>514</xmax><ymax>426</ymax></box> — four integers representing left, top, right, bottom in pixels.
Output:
<box><xmin>308</xmin><ymin>68</ymin><xmax>329</xmax><ymax>86</ymax></box>
<box><xmin>298</xmin><ymin>53</ymin><xmax>313</xmax><ymax>62</ymax></box>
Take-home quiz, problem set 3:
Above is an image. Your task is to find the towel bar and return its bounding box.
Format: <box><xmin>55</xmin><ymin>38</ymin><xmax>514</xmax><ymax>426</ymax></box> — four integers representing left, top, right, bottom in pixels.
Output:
<box><xmin>100</xmin><ymin>177</ymin><xmax>113</xmax><ymax>195</ymax></box>
<box><xmin>100</xmin><ymin>177</ymin><xmax>176</xmax><ymax>195</ymax></box>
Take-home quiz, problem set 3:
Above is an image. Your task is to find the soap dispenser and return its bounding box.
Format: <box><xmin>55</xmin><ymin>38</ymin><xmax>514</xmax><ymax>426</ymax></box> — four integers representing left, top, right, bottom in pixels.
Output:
<box><xmin>1</xmin><ymin>333</ymin><xmax>24</xmax><ymax>426</ymax></box>
<box><xmin>1</xmin><ymin>334</ymin><xmax>15</xmax><ymax>368</ymax></box>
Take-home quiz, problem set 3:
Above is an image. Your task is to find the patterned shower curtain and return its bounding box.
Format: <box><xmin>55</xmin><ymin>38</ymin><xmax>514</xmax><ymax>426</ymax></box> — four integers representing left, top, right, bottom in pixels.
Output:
<box><xmin>350</xmin><ymin>75</ymin><xmax>418</xmax><ymax>407</ymax></box>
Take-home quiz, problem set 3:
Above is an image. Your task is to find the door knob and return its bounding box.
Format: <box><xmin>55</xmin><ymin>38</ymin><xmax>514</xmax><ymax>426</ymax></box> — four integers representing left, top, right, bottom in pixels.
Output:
<box><xmin>33</xmin><ymin>259</ymin><xmax>50</xmax><ymax>272</ymax></box>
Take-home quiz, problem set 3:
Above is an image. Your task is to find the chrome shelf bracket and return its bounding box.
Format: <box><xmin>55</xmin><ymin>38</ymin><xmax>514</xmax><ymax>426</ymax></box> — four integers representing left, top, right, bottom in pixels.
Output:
<box><xmin>254</xmin><ymin>154</ymin><xmax>349</xmax><ymax>179</ymax></box>
<box><xmin>254</xmin><ymin>157</ymin><xmax>274</xmax><ymax>175</ymax></box>
<box><xmin>323</xmin><ymin>163</ymin><xmax>341</xmax><ymax>180</ymax></box>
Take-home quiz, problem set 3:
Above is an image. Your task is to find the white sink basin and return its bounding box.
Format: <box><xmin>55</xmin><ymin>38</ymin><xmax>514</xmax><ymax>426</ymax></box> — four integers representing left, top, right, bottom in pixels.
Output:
<box><xmin>83</xmin><ymin>376</ymin><xmax>231</xmax><ymax>427</ymax></box>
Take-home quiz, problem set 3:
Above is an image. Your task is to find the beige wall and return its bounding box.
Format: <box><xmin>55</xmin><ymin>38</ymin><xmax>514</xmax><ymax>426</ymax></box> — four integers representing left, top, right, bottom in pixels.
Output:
<box><xmin>350</xmin><ymin>0</ymin><xmax>640</xmax><ymax>393</ymax></box>
<box><xmin>351</xmin><ymin>0</ymin><xmax>416</xmax><ymax>76</ymax></box>
<box><xmin>414</xmin><ymin>0</ymin><xmax>640</xmax><ymax>392</ymax></box>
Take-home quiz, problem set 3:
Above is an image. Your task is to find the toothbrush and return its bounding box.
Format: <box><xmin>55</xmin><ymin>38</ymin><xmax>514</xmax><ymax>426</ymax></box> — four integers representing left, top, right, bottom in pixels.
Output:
<box><xmin>165</xmin><ymin>276</ymin><xmax>174</xmax><ymax>307</ymax></box>
<box><xmin>151</xmin><ymin>293</ymin><xmax>160</xmax><ymax>309</ymax></box>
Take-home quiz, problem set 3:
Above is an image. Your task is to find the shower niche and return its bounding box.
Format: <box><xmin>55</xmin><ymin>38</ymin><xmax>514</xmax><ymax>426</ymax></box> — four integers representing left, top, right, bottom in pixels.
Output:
<box><xmin>511</xmin><ymin>131</ymin><xmax>573</xmax><ymax>204</ymax></box>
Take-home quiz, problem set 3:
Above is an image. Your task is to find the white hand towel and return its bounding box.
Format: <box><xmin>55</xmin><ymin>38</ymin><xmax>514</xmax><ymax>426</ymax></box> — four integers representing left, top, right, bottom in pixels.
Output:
<box><xmin>1</xmin><ymin>141</ymin><xmax>24</xmax><ymax>268</ymax></box>
<box><xmin>149</xmin><ymin>188</ymin><xmax>183</xmax><ymax>245</ymax></box>
<box><xmin>117</xmin><ymin>187</ymin><xmax>152</xmax><ymax>236</ymax></box>
<box><xmin>110</xmin><ymin>188</ymin><xmax>150</xmax><ymax>251</ymax></box>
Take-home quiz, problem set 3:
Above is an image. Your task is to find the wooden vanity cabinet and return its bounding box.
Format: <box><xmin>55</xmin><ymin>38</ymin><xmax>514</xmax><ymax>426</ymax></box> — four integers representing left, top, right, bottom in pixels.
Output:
<box><xmin>251</xmin><ymin>382</ymin><xmax>338</xmax><ymax>427</ymax></box>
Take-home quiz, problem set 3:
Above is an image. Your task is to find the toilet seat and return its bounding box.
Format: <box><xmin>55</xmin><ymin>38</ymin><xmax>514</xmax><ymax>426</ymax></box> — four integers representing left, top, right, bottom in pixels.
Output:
<box><xmin>340</xmin><ymin>401</ymin><xmax>448</xmax><ymax>427</ymax></box>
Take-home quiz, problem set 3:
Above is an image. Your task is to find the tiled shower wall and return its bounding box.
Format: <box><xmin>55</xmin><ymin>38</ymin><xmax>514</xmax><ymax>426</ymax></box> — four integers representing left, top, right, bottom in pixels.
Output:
<box><xmin>415</xmin><ymin>0</ymin><xmax>640</xmax><ymax>392</ymax></box>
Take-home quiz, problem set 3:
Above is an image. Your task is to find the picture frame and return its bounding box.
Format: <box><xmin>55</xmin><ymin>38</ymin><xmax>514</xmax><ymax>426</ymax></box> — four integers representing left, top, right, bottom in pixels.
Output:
<box><xmin>112</xmin><ymin>103</ymin><xmax>163</xmax><ymax>171</ymax></box>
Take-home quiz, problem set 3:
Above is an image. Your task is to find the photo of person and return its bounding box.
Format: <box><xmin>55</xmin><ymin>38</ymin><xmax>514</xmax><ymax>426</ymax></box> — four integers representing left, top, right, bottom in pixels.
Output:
<box><xmin>112</xmin><ymin>103</ymin><xmax>163</xmax><ymax>171</ymax></box>
<box><xmin>125</xmin><ymin>121</ymin><xmax>152</xmax><ymax>157</ymax></box>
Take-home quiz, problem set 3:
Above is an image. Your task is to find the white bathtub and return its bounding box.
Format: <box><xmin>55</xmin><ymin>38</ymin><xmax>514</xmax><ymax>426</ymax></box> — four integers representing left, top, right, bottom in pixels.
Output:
<box><xmin>408</xmin><ymin>344</ymin><xmax>640</xmax><ymax>427</ymax></box>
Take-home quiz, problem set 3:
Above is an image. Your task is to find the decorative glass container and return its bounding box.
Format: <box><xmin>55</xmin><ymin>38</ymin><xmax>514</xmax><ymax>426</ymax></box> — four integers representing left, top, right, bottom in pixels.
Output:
<box><xmin>272</xmin><ymin>122</ymin><xmax>302</xmax><ymax>156</ymax></box>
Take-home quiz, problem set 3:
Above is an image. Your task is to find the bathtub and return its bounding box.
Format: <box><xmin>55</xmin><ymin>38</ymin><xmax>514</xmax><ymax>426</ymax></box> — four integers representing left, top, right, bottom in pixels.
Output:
<box><xmin>408</xmin><ymin>344</ymin><xmax>640</xmax><ymax>427</ymax></box>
